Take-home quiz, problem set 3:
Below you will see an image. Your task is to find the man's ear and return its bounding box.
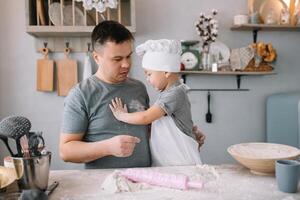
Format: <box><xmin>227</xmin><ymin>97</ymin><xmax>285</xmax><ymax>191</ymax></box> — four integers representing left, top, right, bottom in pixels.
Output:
<box><xmin>165</xmin><ymin>72</ymin><xmax>171</xmax><ymax>78</ymax></box>
<box><xmin>93</xmin><ymin>51</ymin><xmax>102</xmax><ymax>65</ymax></box>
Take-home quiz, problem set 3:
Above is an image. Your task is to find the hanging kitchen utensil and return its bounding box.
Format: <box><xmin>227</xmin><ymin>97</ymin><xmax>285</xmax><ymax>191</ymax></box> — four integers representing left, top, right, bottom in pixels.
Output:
<box><xmin>36</xmin><ymin>44</ymin><xmax>54</xmax><ymax>92</ymax></box>
<box><xmin>83</xmin><ymin>43</ymin><xmax>93</xmax><ymax>80</ymax></box>
<box><xmin>20</xmin><ymin>135</ymin><xmax>30</xmax><ymax>158</ymax></box>
<box><xmin>206</xmin><ymin>91</ymin><xmax>212</xmax><ymax>123</ymax></box>
<box><xmin>57</xmin><ymin>43</ymin><xmax>78</xmax><ymax>96</ymax></box>
<box><xmin>0</xmin><ymin>116</ymin><xmax>31</xmax><ymax>157</ymax></box>
<box><xmin>28</xmin><ymin>132</ymin><xmax>45</xmax><ymax>157</ymax></box>
<box><xmin>0</xmin><ymin>134</ymin><xmax>14</xmax><ymax>156</ymax></box>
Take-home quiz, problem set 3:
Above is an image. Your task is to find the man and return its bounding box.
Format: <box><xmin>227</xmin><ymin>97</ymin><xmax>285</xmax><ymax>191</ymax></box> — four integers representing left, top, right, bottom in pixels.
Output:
<box><xmin>59</xmin><ymin>21</ymin><xmax>205</xmax><ymax>169</ymax></box>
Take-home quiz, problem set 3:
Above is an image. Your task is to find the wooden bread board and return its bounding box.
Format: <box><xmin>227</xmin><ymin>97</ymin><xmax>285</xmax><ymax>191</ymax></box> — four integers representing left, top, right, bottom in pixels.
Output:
<box><xmin>57</xmin><ymin>48</ymin><xmax>78</xmax><ymax>96</ymax></box>
<box><xmin>36</xmin><ymin>48</ymin><xmax>54</xmax><ymax>92</ymax></box>
<box><xmin>36</xmin><ymin>0</ymin><xmax>46</xmax><ymax>25</ymax></box>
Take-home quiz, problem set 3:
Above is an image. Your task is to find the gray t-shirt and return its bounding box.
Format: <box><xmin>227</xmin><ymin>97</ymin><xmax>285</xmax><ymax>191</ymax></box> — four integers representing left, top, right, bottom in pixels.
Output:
<box><xmin>61</xmin><ymin>75</ymin><xmax>151</xmax><ymax>169</ymax></box>
<box><xmin>154</xmin><ymin>81</ymin><xmax>195</xmax><ymax>140</ymax></box>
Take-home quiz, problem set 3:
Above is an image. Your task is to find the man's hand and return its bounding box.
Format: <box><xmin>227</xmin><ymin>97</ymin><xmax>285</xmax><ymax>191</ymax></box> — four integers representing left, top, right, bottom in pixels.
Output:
<box><xmin>109</xmin><ymin>97</ymin><xmax>128</xmax><ymax>121</ymax></box>
<box><xmin>192</xmin><ymin>125</ymin><xmax>206</xmax><ymax>151</ymax></box>
<box><xmin>108</xmin><ymin>135</ymin><xmax>140</xmax><ymax>157</ymax></box>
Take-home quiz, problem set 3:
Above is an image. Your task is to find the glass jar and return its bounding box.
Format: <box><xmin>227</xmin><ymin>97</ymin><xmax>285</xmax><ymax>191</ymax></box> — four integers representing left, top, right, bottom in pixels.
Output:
<box><xmin>201</xmin><ymin>45</ymin><xmax>211</xmax><ymax>71</ymax></box>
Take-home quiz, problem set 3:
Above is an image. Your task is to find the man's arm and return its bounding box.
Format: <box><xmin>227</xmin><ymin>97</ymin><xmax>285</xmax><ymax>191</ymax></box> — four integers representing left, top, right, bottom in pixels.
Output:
<box><xmin>59</xmin><ymin>133</ymin><xmax>141</xmax><ymax>163</ymax></box>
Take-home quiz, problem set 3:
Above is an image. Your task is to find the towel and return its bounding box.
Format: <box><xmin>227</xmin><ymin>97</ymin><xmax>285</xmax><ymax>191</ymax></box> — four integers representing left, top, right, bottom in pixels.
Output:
<box><xmin>83</xmin><ymin>52</ymin><xmax>93</xmax><ymax>80</ymax></box>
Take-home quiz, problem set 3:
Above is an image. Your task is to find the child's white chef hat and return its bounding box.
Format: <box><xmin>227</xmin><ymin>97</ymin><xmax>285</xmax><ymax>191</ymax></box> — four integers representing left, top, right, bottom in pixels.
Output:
<box><xmin>136</xmin><ymin>39</ymin><xmax>182</xmax><ymax>72</ymax></box>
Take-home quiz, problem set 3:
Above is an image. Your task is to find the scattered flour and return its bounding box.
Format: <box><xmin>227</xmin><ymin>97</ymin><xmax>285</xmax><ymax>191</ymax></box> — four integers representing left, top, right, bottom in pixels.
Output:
<box><xmin>52</xmin><ymin>165</ymin><xmax>300</xmax><ymax>200</ymax></box>
<box><xmin>101</xmin><ymin>165</ymin><xmax>220</xmax><ymax>194</ymax></box>
<box><xmin>281</xmin><ymin>196</ymin><xmax>298</xmax><ymax>200</ymax></box>
<box><xmin>101</xmin><ymin>171</ymin><xmax>149</xmax><ymax>193</ymax></box>
<box><xmin>128</xmin><ymin>100</ymin><xmax>146</xmax><ymax>111</ymax></box>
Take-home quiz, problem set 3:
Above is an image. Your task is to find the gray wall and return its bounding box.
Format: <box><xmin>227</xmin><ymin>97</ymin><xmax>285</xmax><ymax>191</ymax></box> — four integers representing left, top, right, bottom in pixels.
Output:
<box><xmin>0</xmin><ymin>0</ymin><xmax>299</xmax><ymax>170</ymax></box>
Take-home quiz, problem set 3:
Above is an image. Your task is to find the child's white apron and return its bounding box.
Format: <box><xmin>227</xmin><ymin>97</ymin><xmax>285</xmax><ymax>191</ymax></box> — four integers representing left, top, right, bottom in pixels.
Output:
<box><xmin>150</xmin><ymin>116</ymin><xmax>202</xmax><ymax>166</ymax></box>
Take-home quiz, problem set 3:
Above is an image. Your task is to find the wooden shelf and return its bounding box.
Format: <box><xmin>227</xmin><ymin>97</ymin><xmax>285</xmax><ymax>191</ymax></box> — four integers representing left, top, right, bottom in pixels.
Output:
<box><xmin>25</xmin><ymin>0</ymin><xmax>136</xmax><ymax>51</ymax></box>
<box><xmin>26</xmin><ymin>25</ymin><xmax>135</xmax><ymax>37</ymax></box>
<box><xmin>225</xmin><ymin>23</ymin><xmax>283</xmax><ymax>90</ymax></box>
<box><xmin>231</xmin><ymin>24</ymin><xmax>300</xmax><ymax>31</ymax></box>
<box><xmin>179</xmin><ymin>71</ymin><xmax>277</xmax><ymax>76</ymax></box>
<box><xmin>231</xmin><ymin>23</ymin><xmax>300</xmax><ymax>45</ymax></box>
<box><xmin>180</xmin><ymin>71</ymin><xmax>276</xmax><ymax>91</ymax></box>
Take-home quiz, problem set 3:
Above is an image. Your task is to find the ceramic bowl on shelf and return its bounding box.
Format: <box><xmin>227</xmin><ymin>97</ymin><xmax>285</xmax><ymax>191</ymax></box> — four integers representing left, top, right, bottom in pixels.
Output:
<box><xmin>259</xmin><ymin>0</ymin><xmax>287</xmax><ymax>24</ymax></box>
<box><xmin>228</xmin><ymin>143</ymin><xmax>300</xmax><ymax>175</ymax></box>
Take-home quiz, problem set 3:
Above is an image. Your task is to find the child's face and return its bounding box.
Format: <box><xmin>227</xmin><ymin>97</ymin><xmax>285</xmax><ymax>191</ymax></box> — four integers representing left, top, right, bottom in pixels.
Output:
<box><xmin>144</xmin><ymin>69</ymin><xmax>168</xmax><ymax>91</ymax></box>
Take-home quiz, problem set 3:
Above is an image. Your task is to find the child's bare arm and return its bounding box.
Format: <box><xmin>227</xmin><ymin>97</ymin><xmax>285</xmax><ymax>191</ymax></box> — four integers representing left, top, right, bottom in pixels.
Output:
<box><xmin>109</xmin><ymin>97</ymin><xmax>165</xmax><ymax>125</ymax></box>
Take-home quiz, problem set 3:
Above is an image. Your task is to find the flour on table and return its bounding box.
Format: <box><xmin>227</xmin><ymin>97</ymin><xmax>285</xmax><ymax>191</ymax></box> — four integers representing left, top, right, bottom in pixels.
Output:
<box><xmin>194</xmin><ymin>165</ymin><xmax>221</xmax><ymax>193</ymax></box>
<box><xmin>281</xmin><ymin>196</ymin><xmax>298</xmax><ymax>200</ymax></box>
<box><xmin>101</xmin><ymin>171</ymin><xmax>149</xmax><ymax>193</ymax></box>
<box><xmin>195</xmin><ymin>164</ymin><xmax>220</xmax><ymax>182</ymax></box>
<box><xmin>101</xmin><ymin>165</ymin><xmax>220</xmax><ymax>194</ymax></box>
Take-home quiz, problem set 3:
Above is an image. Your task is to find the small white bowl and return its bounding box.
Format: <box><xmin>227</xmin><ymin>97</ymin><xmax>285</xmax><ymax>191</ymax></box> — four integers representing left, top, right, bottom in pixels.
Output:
<box><xmin>4</xmin><ymin>156</ymin><xmax>14</xmax><ymax>169</ymax></box>
<box><xmin>228</xmin><ymin>143</ymin><xmax>300</xmax><ymax>175</ymax></box>
<box><xmin>233</xmin><ymin>14</ymin><xmax>249</xmax><ymax>25</ymax></box>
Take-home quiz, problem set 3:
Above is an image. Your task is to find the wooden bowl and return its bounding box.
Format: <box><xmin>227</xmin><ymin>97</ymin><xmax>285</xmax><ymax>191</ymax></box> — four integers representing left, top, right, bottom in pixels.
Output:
<box><xmin>227</xmin><ymin>143</ymin><xmax>300</xmax><ymax>175</ymax></box>
<box><xmin>0</xmin><ymin>166</ymin><xmax>16</xmax><ymax>190</ymax></box>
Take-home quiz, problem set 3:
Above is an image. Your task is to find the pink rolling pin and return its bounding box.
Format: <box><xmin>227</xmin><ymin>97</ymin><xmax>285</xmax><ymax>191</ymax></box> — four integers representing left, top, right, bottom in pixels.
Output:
<box><xmin>119</xmin><ymin>168</ymin><xmax>203</xmax><ymax>190</ymax></box>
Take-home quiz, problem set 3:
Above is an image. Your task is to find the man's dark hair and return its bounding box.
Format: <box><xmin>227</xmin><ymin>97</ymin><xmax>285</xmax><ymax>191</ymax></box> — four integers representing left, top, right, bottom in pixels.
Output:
<box><xmin>91</xmin><ymin>20</ymin><xmax>134</xmax><ymax>51</ymax></box>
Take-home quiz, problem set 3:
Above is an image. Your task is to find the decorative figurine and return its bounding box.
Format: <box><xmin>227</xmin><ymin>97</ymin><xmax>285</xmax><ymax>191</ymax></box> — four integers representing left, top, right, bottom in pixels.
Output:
<box><xmin>243</xmin><ymin>42</ymin><xmax>276</xmax><ymax>72</ymax></box>
<box><xmin>280</xmin><ymin>8</ymin><xmax>290</xmax><ymax>25</ymax></box>
<box><xmin>75</xmin><ymin>0</ymin><xmax>118</xmax><ymax>16</ymax></box>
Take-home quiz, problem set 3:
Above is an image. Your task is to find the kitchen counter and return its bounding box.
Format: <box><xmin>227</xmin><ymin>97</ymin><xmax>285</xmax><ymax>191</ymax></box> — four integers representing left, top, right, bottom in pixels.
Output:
<box><xmin>48</xmin><ymin>164</ymin><xmax>300</xmax><ymax>200</ymax></box>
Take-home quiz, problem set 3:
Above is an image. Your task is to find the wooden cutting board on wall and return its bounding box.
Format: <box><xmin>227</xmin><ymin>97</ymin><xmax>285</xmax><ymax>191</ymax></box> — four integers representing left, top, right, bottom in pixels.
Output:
<box><xmin>36</xmin><ymin>48</ymin><xmax>54</xmax><ymax>92</ymax></box>
<box><xmin>57</xmin><ymin>48</ymin><xmax>78</xmax><ymax>96</ymax></box>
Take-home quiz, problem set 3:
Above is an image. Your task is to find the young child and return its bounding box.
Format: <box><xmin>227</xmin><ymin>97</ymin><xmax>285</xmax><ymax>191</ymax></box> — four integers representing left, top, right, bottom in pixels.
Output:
<box><xmin>109</xmin><ymin>39</ymin><xmax>202</xmax><ymax>166</ymax></box>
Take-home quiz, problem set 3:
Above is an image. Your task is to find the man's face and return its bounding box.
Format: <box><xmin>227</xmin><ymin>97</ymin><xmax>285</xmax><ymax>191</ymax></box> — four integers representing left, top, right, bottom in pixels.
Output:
<box><xmin>93</xmin><ymin>40</ymin><xmax>133</xmax><ymax>84</ymax></box>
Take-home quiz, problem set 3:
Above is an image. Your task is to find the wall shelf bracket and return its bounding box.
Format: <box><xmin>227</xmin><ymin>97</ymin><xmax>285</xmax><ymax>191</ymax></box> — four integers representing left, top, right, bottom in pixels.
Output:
<box><xmin>181</xmin><ymin>74</ymin><xmax>249</xmax><ymax>92</ymax></box>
